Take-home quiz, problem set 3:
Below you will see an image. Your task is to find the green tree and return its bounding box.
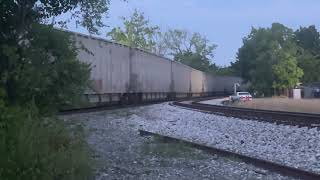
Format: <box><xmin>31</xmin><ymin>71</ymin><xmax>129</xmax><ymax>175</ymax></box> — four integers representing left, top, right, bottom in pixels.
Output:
<box><xmin>233</xmin><ymin>23</ymin><xmax>299</xmax><ymax>96</ymax></box>
<box><xmin>272</xmin><ymin>53</ymin><xmax>303</xmax><ymax>93</ymax></box>
<box><xmin>107</xmin><ymin>9</ymin><xmax>160</xmax><ymax>52</ymax></box>
<box><xmin>174</xmin><ymin>51</ymin><xmax>218</xmax><ymax>72</ymax></box>
<box><xmin>1</xmin><ymin>0</ymin><xmax>110</xmax><ymax>108</ymax></box>
<box><xmin>107</xmin><ymin>11</ymin><xmax>219</xmax><ymax>73</ymax></box>
<box><xmin>163</xmin><ymin>29</ymin><xmax>218</xmax><ymax>72</ymax></box>
<box><xmin>3</xmin><ymin>24</ymin><xmax>91</xmax><ymax>113</ymax></box>
<box><xmin>214</xmin><ymin>65</ymin><xmax>235</xmax><ymax>76</ymax></box>
<box><xmin>294</xmin><ymin>25</ymin><xmax>320</xmax><ymax>83</ymax></box>
<box><xmin>0</xmin><ymin>0</ymin><xmax>112</xmax><ymax>179</ymax></box>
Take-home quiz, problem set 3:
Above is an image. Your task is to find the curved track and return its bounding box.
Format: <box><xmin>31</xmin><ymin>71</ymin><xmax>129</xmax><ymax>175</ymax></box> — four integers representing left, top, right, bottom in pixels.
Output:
<box><xmin>59</xmin><ymin>96</ymin><xmax>220</xmax><ymax>115</ymax></box>
<box><xmin>173</xmin><ymin>99</ymin><xmax>320</xmax><ymax>128</ymax></box>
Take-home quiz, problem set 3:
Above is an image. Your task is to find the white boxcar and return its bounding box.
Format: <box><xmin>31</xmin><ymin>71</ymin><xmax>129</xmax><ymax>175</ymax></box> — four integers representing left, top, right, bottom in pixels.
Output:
<box><xmin>213</xmin><ymin>76</ymin><xmax>243</xmax><ymax>93</ymax></box>
<box><xmin>191</xmin><ymin>69</ymin><xmax>204</xmax><ymax>93</ymax></box>
<box><xmin>171</xmin><ymin>61</ymin><xmax>191</xmax><ymax>93</ymax></box>
<box><xmin>130</xmin><ymin>49</ymin><xmax>171</xmax><ymax>93</ymax></box>
<box><xmin>74</xmin><ymin>34</ymin><xmax>130</xmax><ymax>94</ymax></box>
<box><xmin>204</xmin><ymin>73</ymin><xmax>215</xmax><ymax>93</ymax></box>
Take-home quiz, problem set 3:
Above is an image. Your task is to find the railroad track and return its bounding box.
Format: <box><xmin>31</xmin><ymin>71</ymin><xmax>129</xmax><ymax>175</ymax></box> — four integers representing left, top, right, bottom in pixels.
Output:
<box><xmin>59</xmin><ymin>96</ymin><xmax>221</xmax><ymax>115</ymax></box>
<box><xmin>139</xmin><ymin>129</ymin><xmax>320</xmax><ymax>180</ymax></box>
<box><xmin>59</xmin><ymin>101</ymin><xmax>165</xmax><ymax>115</ymax></box>
<box><xmin>60</xmin><ymin>97</ymin><xmax>320</xmax><ymax>178</ymax></box>
<box><xmin>172</xmin><ymin>100</ymin><xmax>320</xmax><ymax>128</ymax></box>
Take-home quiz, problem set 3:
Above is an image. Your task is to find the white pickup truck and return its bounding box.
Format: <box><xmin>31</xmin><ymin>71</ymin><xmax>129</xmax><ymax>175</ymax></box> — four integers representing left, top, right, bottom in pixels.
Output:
<box><xmin>230</xmin><ymin>92</ymin><xmax>253</xmax><ymax>102</ymax></box>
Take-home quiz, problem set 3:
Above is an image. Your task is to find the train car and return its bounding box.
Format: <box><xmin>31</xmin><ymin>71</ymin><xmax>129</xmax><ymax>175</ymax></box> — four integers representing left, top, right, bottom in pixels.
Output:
<box><xmin>171</xmin><ymin>61</ymin><xmax>192</xmax><ymax>98</ymax></box>
<box><xmin>203</xmin><ymin>73</ymin><xmax>215</xmax><ymax>96</ymax></box>
<box><xmin>212</xmin><ymin>76</ymin><xmax>243</xmax><ymax>94</ymax></box>
<box><xmin>74</xmin><ymin>33</ymin><xmax>131</xmax><ymax>103</ymax></box>
<box><xmin>190</xmin><ymin>69</ymin><xmax>205</xmax><ymax>97</ymax></box>
<box><xmin>71</xmin><ymin>31</ymin><xmax>243</xmax><ymax>104</ymax></box>
<box><xmin>130</xmin><ymin>49</ymin><xmax>172</xmax><ymax>101</ymax></box>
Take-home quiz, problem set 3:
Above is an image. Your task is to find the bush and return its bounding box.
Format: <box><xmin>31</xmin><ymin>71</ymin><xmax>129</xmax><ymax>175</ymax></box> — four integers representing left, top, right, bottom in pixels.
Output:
<box><xmin>2</xmin><ymin>24</ymin><xmax>91</xmax><ymax>115</ymax></box>
<box><xmin>0</xmin><ymin>22</ymin><xmax>93</xmax><ymax>179</ymax></box>
<box><xmin>0</xmin><ymin>103</ymin><xmax>93</xmax><ymax>180</ymax></box>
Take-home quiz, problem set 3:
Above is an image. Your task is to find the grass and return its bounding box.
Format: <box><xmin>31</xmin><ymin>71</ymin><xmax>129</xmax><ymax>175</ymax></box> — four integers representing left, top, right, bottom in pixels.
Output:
<box><xmin>141</xmin><ymin>136</ymin><xmax>206</xmax><ymax>160</ymax></box>
<box><xmin>0</xmin><ymin>105</ymin><xmax>93</xmax><ymax>180</ymax></box>
<box><xmin>230</xmin><ymin>98</ymin><xmax>320</xmax><ymax>114</ymax></box>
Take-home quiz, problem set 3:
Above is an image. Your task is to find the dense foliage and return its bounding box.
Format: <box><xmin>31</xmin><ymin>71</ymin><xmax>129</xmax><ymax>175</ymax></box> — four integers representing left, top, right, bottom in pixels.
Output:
<box><xmin>233</xmin><ymin>23</ymin><xmax>320</xmax><ymax>96</ymax></box>
<box><xmin>163</xmin><ymin>30</ymin><xmax>218</xmax><ymax>73</ymax></box>
<box><xmin>0</xmin><ymin>102</ymin><xmax>92</xmax><ymax>180</ymax></box>
<box><xmin>107</xmin><ymin>9</ymin><xmax>160</xmax><ymax>52</ymax></box>
<box><xmin>2</xmin><ymin>25</ymin><xmax>91</xmax><ymax>114</ymax></box>
<box><xmin>0</xmin><ymin>0</ymin><xmax>111</xmax><ymax>179</ymax></box>
<box><xmin>295</xmin><ymin>25</ymin><xmax>320</xmax><ymax>83</ymax></box>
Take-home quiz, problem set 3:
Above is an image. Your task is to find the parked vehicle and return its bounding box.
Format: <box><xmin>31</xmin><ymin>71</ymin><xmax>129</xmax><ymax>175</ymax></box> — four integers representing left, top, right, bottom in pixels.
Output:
<box><xmin>230</xmin><ymin>92</ymin><xmax>252</xmax><ymax>102</ymax></box>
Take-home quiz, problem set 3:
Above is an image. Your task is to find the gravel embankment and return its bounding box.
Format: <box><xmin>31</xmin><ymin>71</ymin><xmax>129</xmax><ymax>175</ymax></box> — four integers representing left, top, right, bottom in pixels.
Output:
<box><xmin>62</xmin><ymin>105</ymin><xmax>291</xmax><ymax>180</ymax></box>
<box><xmin>133</xmin><ymin>103</ymin><xmax>320</xmax><ymax>174</ymax></box>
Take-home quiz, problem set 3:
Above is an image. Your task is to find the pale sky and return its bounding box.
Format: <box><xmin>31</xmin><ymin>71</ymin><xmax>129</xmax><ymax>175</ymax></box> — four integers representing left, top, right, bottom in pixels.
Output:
<box><xmin>63</xmin><ymin>0</ymin><xmax>320</xmax><ymax>66</ymax></box>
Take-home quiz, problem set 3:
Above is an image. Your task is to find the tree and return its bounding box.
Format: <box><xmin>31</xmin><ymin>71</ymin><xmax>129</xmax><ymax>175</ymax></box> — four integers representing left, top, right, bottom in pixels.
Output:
<box><xmin>107</xmin><ymin>11</ymin><xmax>219</xmax><ymax>73</ymax></box>
<box><xmin>107</xmin><ymin>9</ymin><xmax>160</xmax><ymax>52</ymax></box>
<box><xmin>233</xmin><ymin>23</ymin><xmax>299</xmax><ymax>96</ymax></box>
<box><xmin>272</xmin><ymin>53</ymin><xmax>303</xmax><ymax>94</ymax></box>
<box><xmin>12</xmin><ymin>25</ymin><xmax>91</xmax><ymax>113</ymax></box>
<box><xmin>163</xmin><ymin>30</ymin><xmax>216</xmax><ymax>58</ymax></box>
<box><xmin>214</xmin><ymin>65</ymin><xmax>235</xmax><ymax>76</ymax></box>
<box><xmin>0</xmin><ymin>0</ymin><xmax>112</xmax><ymax>179</ymax></box>
<box><xmin>163</xmin><ymin>29</ymin><xmax>218</xmax><ymax>72</ymax></box>
<box><xmin>295</xmin><ymin>25</ymin><xmax>320</xmax><ymax>53</ymax></box>
<box><xmin>1</xmin><ymin>0</ymin><xmax>111</xmax><ymax>108</ymax></box>
<box><xmin>294</xmin><ymin>26</ymin><xmax>320</xmax><ymax>83</ymax></box>
<box><xmin>174</xmin><ymin>51</ymin><xmax>218</xmax><ymax>72</ymax></box>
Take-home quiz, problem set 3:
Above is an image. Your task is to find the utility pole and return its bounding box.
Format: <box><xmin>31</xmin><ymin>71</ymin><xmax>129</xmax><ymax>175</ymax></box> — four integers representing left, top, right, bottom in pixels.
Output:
<box><xmin>234</xmin><ymin>83</ymin><xmax>240</xmax><ymax>95</ymax></box>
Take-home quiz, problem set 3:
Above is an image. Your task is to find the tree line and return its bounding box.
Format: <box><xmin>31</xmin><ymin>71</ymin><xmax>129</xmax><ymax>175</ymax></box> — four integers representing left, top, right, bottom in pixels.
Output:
<box><xmin>232</xmin><ymin>23</ymin><xmax>320</xmax><ymax>96</ymax></box>
<box><xmin>110</xmin><ymin>13</ymin><xmax>320</xmax><ymax>96</ymax></box>
<box><xmin>107</xmin><ymin>9</ymin><xmax>223</xmax><ymax>74</ymax></box>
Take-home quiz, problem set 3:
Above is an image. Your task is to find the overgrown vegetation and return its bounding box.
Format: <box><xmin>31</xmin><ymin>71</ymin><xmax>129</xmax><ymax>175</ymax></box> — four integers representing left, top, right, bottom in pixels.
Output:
<box><xmin>141</xmin><ymin>136</ymin><xmax>206</xmax><ymax>160</ymax></box>
<box><xmin>0</xmin><ymin>102</ymin><xmax>92</xmax><ymax>180</ymax></box>
<box><xmin>0</xmin><ymin>0</ymin><xmax>111</xmax><ymax>179</ymax></box>
<box><xmin>232</xmin><ymin>23</ymin><xmax>320</xmax><ymax>96</ymax></box>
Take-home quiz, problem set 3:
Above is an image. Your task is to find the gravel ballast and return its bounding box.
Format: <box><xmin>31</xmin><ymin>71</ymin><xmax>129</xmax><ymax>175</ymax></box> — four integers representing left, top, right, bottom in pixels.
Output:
<box><xmin>133</xmin><ymin>103</ymin><xmax>320</xmax><ymax>174</ymax></box>
<box><xmin>62</xmin><ymin>105</ymin><xmax>291</xmax><ymax>179</ymax></box>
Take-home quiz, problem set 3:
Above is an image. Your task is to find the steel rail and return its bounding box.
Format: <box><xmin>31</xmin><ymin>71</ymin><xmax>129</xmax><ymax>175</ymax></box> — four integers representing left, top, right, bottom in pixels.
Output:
<box><xmin>58</xmin><ymin>96</ymin><xmax>221</xmax><ymax>115</ymax></box>
<box><xmin>139</xmin><ymin>129</ymin><xmax>320</xmax><ymax>180</ymax></box>
<box><xmin>172</xmin><ymin>101</ymin><xmax>320</xmax><ymax>128</ymax></box>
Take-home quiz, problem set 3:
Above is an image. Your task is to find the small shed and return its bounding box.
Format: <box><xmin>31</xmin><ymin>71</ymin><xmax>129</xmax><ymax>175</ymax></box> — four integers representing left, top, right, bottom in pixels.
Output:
<box><xmin>291</xmin><ymin>89</ymin><xmax>302</xmax><ymax>99</ymax></box>
<box><xmin>303</xmin><ymin>82</ymin><xmax>320</xmax><ymax>98</ymax></box>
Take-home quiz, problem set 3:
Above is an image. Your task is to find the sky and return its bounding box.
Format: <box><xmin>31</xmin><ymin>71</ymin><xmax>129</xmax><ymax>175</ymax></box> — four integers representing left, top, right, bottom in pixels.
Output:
<box><xmin>63</xmin><ymin>0</ymin><xmax>320</xmax><ymax>66</ymax></box>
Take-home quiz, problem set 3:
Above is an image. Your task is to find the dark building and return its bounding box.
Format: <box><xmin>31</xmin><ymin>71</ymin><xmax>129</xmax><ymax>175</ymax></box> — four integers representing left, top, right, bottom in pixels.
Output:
<box><xmin>304</xmin><ymin>82</ymin><xmax>320</xmax><ymax>98</ymax></box>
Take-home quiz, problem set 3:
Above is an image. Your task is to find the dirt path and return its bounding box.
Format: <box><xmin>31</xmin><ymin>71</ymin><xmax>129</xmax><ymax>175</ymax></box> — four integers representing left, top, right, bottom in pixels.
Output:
<box><xmin>231</xmin><ymin>98</ymin><xmax>320</xmax><ymax>114</ymax></box>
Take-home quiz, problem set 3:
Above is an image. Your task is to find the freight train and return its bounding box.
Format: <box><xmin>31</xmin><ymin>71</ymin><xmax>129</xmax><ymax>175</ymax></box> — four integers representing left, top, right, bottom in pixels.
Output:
<box><xmin>70</xmin><ymin>31</ymin><xmax>243</xmax><ymax>104</ymax></box>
